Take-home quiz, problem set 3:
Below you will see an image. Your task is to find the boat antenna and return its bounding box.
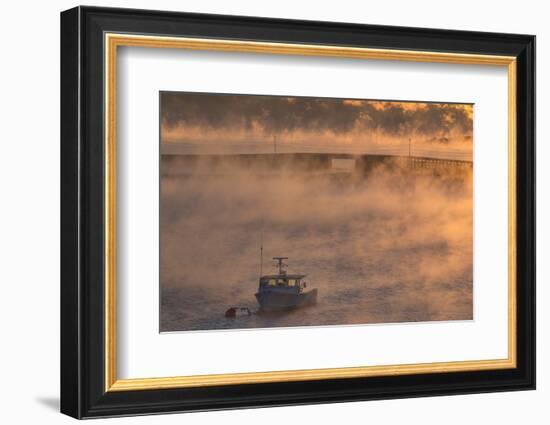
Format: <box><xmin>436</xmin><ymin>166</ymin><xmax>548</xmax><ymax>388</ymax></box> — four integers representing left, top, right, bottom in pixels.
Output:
<box><xmin>273</xmin><ymin>257</ymin><xmax>288</xmax><ymax>275</ymax></box>
<box><xmin>260</xmin><ymin>217</ymin><xmax>264</xmax><ymax>277</ymax></box>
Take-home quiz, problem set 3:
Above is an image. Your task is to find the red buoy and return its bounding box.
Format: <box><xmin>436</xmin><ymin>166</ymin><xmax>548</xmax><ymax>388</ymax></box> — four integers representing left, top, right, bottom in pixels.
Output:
<box><xmin>225</xmin><ymin>307</ymin><xmax>252</xmax><ymax>318</ymax></box>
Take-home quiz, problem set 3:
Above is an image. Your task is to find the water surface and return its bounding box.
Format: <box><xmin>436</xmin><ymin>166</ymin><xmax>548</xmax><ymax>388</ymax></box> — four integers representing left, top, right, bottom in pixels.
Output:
<box><xmin>160</xmin><ymin>155</ymin><xmax>473</xmax><ymax>332</ymax></box>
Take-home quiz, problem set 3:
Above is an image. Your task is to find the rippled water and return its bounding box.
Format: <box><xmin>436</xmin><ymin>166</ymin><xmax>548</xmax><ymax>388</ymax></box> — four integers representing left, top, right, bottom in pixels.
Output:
<box><xmin>160</xmin><ymin>155</ymin><xmax>472</xmax><ymax>332</ymax></box>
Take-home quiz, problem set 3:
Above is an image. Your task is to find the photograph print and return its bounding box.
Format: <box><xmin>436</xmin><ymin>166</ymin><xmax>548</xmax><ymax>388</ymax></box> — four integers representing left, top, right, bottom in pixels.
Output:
<box><xmin>159</xmin><ymin>92</ymin><xmax>474</xmax><ymax>332</ymax></box>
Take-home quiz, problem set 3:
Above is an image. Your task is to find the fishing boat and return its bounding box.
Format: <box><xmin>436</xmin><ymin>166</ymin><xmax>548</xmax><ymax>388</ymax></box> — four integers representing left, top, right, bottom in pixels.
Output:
<box><xmin>255</xmin><ymin>257</ymin><xmax>318</xmax><ymax>311</ymax></box>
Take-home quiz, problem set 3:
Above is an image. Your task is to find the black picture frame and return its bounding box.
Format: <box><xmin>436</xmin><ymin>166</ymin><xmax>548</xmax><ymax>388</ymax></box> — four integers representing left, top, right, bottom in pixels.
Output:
<box><xmin>61</xmin><ymin>5</ymin><xmax>535</xmax><ymax>419</ymax></box>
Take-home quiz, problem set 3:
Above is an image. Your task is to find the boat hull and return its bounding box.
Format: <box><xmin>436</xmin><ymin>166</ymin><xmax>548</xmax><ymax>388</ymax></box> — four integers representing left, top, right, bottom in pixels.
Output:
<box><xmin>255</xmin><ymin>288</ymin><xmax>318</xmax><ymax>311</ymax></box>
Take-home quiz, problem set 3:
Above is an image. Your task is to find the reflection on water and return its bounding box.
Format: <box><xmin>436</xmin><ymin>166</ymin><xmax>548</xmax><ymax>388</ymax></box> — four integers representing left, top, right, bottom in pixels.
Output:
<box><xmin>160</xmin><ymin>155</ymin><xmax>473</xmax><ymax>332</ymax></box>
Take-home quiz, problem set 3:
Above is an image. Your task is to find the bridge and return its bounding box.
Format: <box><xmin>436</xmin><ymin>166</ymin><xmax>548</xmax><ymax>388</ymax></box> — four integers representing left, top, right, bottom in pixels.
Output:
<box><xmin>162</xmin><ymin>139</ymin><xmax>472</xmax><ymax>162</ymax></box>
<box><xmin>385</xmin><ymin>155</ymin><xmax>472</xmax><ymax>170</ymax></box>
<box><xmin>161</xmin><ymin>152</ymin><xmax>472</xmax><ymax>177</ymax></box>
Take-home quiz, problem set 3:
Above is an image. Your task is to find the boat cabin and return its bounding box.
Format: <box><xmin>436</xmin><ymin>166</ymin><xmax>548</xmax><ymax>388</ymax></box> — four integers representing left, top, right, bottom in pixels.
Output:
<box><xmin>255</xmin><ymin>257</ymin><xmax>317</xmax><ymax>311</ymax></box>
<box><xmin>259</xmin><ymin>274</ymin><xmax>307</xmax><ymax>292</ymax></box>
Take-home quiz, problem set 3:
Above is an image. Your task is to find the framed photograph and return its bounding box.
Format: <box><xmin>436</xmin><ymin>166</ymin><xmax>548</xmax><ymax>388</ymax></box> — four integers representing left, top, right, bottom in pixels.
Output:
<box><xmin>60</xmin><ymin>6</ymin><xmax>535</xmax><ymax>419</ymax></box>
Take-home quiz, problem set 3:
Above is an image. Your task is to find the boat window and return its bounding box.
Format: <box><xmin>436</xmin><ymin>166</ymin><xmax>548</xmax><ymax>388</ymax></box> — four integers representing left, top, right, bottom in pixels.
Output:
<box><xmin>288</xmin><ymin>279</ymin><xmax>296</xmax><ymax>286</ymax></box>
<box><xmin>268</xmin><ymin>279</ymin><xmax>276</xmax><ymax>286</ymax></box>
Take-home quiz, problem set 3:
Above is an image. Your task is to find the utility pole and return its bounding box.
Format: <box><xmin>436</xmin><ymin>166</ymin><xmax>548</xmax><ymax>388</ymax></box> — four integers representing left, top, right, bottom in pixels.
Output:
<box><xmin>273</xmin><ymin>135</ymin><xmax>277</xmax><ymax>153</ymax></box>
<box><xmin>408</xmin><ymin>138</ymin><xmax>412</xmax><ymax>157</ymax></box>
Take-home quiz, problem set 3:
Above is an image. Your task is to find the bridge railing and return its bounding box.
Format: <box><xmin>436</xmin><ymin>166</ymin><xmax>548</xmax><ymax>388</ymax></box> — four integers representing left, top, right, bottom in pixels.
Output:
<box><xmin>162</xmin><ymin>140</ymin><xmax>472</xmax><ymax>162</ymax></box>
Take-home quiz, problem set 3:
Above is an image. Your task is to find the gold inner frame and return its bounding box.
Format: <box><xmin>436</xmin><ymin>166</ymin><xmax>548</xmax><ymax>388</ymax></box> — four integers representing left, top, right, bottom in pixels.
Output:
<box><xmin>104</xmin><ymin>33</ymin><xmax>517</xmax><ymax>392</ymax></box>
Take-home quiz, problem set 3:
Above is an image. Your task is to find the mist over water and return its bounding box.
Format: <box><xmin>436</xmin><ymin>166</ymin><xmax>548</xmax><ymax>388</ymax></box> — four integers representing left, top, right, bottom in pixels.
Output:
<box><xmin>160</xmin><ymin>155</ymin><xmax>473</xmax><ymax>332</ymax></box>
